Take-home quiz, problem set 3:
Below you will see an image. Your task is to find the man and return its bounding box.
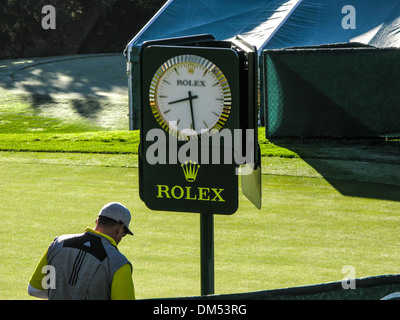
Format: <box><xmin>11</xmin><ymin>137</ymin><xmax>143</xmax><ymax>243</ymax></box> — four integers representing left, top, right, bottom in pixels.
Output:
<box><xmin>28</xmin><ymin>202</ymin><xmax>135</xmax><ymax>300</ymax></box>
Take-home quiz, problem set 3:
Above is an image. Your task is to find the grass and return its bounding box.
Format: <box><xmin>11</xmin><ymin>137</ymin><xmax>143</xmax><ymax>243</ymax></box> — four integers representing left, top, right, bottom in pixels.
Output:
<box><xmin>0</xmin><ymin>131</ymin><xmax>140</xmax><ymax>153</ymax></box>
<box><xmin>0</xmin><ymin>130</ymin><xmax>398</xmax><ymax>299</ymax></box>
<box><xmin>0</xmin><ymin>62</ymin><xmax>399</xmax><ymax>300</ymax></box>
<box><xmin>1</xmin><ymin>152</ymin><xmax>399</xmax><ymax>300</ymax></box>
<box><xmin>0</xmin><ymin>90</ymin><xmax>105</xmax><ymax>133</ymax></box>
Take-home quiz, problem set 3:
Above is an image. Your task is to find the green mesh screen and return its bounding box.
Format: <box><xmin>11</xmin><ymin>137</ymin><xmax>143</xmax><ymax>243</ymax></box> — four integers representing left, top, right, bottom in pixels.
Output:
<box><xmin>263</xmin><ymin>46</ymin><xmax>400</xmax><ymax>138</ymax></box>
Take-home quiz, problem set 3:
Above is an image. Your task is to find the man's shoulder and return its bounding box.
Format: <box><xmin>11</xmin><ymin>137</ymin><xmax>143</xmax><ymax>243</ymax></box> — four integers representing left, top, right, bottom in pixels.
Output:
<box><xmin>49</xmin><ymin>231</ymin><xmax>129</xmax><ymax>266</ymax></box>
<box><xmin>48</xmin><ymin>233</ymin><xmax>84</xmax><ymax>249</ymax></box>
<box><xmin>55</xmin><ymin>233</ymin><xmax>85</xmax><ymax>242</ymax></box>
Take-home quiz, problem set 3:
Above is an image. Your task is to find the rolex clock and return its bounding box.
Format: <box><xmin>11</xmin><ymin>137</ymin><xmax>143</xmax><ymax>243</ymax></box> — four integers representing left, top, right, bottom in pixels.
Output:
<box><xmin>149</xmin><ymin>54</ymin><xmax>232</xmax><ymax>140</ymax></box>
<box><xmin>138</xmin><ymin>35</ymin><xmax>260</xmax><ymax>215</ymax></box>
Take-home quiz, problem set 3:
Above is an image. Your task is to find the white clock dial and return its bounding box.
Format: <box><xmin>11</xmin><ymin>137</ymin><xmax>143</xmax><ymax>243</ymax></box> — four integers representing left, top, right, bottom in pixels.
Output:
<box><xmin>149</xmin><ymin>54</ymin><xmax>231</xmax><ymax>140</ymax></box>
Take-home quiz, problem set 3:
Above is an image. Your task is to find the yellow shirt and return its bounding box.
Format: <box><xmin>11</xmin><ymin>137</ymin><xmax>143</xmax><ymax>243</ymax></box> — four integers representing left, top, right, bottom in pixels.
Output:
<box><xmin>29</xmin><ymin>228</ymin><xmax>135</xmax><ymax>300</ymax></box>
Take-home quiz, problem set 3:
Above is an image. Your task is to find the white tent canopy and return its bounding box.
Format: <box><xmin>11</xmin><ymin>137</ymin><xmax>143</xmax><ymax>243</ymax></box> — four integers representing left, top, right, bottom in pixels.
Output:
<box><xmin>125</xmin><ymin>0</ymin><xmax>400</xmax><ymax>129</ymax></box>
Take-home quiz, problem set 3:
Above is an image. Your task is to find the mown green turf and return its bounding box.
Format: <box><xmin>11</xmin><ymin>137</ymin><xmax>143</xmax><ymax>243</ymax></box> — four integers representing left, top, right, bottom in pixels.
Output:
<box><xmin>0</xmin><ymin>131</ymin><xmax>140</xmax><ymax>153</ymax></box>
<box><xmin>0</xmin><ymin>152</ymin><xmax>399</xmax><ymax>300</ymax></box>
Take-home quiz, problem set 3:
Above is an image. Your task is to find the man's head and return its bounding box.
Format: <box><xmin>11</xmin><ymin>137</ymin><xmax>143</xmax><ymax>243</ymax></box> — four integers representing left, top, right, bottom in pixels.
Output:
<box><xmin>95</xmin><ymin>202</ymin><xmax>133</xmax><ymax>244</ymax></box>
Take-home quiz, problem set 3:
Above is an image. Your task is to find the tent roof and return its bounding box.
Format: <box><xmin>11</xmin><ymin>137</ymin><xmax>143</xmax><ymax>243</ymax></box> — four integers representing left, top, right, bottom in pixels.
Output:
<box><xmin>127</xmin><ymin>0</ymin><xmax>400</xmax><ymax>54</ymax></box>
<box><xmin>266</xmin><ymin>0</ymin><xmax>400</xmax><ymax>49</ymax></box>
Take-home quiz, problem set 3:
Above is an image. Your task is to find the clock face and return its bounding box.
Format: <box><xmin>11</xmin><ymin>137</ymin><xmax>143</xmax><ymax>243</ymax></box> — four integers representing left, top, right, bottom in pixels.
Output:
<box><xmin>149</xmin><ymin>54</ymin><xmax>232</xmax><ymax>140</ymax></box>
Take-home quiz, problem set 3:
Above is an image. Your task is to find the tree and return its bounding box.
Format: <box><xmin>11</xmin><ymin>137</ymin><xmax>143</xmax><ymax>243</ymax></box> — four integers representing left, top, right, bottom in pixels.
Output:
<box><xmin>0</xmin><ymin>0</ymin><xmax>166</xmax><ymax>59</ymax></box>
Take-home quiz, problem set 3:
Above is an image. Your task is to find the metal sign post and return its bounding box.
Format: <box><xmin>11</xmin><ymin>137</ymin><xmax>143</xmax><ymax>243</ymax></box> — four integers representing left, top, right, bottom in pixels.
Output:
<box><xmin>200</xmin><ymin>212</ymin><xmax>214</xmax><ymax>295</ymax></box>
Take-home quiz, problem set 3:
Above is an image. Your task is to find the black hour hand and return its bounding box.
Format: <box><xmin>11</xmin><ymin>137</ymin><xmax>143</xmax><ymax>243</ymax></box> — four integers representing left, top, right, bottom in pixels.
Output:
<box><xmin>168</xmin><ymin>94</ymin><xmax>198</xmax><ymax>105</ymax></box>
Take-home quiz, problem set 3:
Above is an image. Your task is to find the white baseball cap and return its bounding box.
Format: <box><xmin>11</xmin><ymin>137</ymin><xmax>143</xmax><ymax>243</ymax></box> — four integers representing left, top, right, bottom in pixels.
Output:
<box><xmin>98</xmin><ymin>202</ymin><xmax>133</xmax><ymax>235</ymax></box>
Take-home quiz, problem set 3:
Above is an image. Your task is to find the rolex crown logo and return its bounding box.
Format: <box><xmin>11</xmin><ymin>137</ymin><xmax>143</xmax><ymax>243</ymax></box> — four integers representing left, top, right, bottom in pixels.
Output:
<box><xmin>187</xmin><ymin>64</ymin><xmax>195</xmax><ymax>74</ymax></box>
<box><xmin>181</xmin><ymin>161</ymin><xmax>200</xmax><ymax>182</ymax></box>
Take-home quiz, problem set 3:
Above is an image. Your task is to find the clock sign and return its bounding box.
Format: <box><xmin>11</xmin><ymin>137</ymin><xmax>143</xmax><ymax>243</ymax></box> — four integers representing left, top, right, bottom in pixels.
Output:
<box><xmin>138</xmin><ymin>35</ymin><xmax>260</xmax><ymax>215</ymax></box>
<box><xmin>149</xmin><ymin>54</ymin><xmax>232</xmax><ymax>140</ymax></box>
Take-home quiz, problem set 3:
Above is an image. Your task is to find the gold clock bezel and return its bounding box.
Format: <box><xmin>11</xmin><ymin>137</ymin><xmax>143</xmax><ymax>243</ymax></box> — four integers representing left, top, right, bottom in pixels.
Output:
<box><xmin>149</xmin><ymin>54</ymin><xmax>232</xmax><ymax>140</ymax></box>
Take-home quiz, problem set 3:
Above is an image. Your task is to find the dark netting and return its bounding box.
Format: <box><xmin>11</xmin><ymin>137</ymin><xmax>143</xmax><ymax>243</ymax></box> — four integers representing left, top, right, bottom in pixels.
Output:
<box><xmin>263</xmin><ymin>46</ymin><xmax>400</xmax><ymax>138</ymax></box>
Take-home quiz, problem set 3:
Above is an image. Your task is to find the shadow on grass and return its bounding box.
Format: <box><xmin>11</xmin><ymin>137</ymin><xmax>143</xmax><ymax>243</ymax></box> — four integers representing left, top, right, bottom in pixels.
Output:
<box><xmin>28</xmin><ymin>93</ymin><xmax>102</xmax><ymax>120</ymax></box>
<box><xmin>3</xmin><ymin>55</ymin><xmax>125</xmax><ymax>122</ymax></box>
<box><xmin>270</xmin><ymin>138</ymin><xmax>400</xmax><ymax>202</ymax></box>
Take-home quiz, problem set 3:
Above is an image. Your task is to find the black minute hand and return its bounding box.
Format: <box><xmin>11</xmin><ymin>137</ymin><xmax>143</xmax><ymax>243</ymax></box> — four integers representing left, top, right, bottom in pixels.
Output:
<box><xmin>188</xmin><ymin>91</ymin><xmax>196</xmax><ymax>131</ymax></box>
